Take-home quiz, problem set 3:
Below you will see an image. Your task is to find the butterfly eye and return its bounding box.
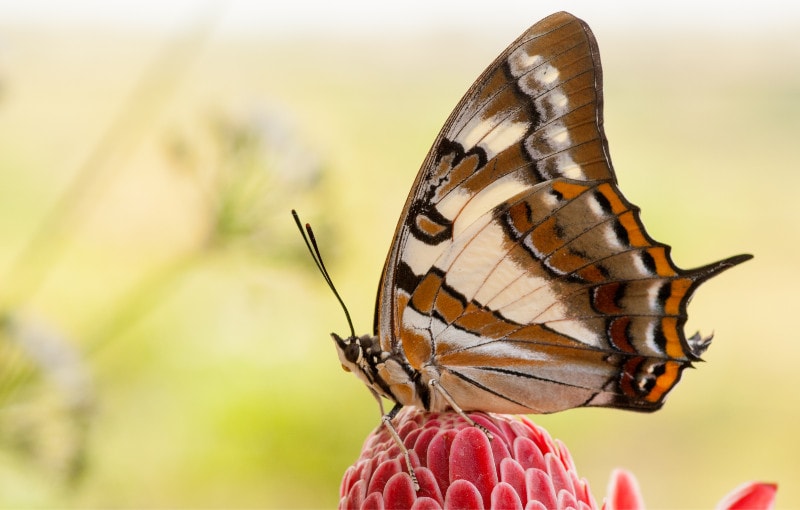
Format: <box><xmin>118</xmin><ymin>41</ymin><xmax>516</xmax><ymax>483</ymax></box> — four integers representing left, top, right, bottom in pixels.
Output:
<box><xmin>344</xmin><ymin>343</ymin><xmax>361</xmax><ymax>363</ymax></box>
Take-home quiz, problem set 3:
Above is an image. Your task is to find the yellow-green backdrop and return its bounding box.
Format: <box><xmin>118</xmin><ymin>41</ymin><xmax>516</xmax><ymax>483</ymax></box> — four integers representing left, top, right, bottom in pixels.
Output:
<box><xmin>0</xmin><ymin>2</ymin><xmax>796</xmax><ymax>508</ymax></box>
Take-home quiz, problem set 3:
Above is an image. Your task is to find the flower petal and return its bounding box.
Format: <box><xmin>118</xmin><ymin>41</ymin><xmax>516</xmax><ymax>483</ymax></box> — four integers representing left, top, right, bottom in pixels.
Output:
<box><xmin>340</xmin><ymin>478</ymin><xmax>366</xmax><ymax>510</ymax></box>
<box><xmin>415</xmin><ymin>467</ymin><xmax>445</xmax><ymax>506</ymax></box>
<box><xmin>514</xmin><ymin>436</ymin><xmax>546</xmax><ymax>471</ymax></box>
<box><xmin>450</xmin><ymin>426</ymin><xmax>498</xmax><ymax>508</ymax></box>
<box><xmin>716</xmin><ymin>481</ymin><xmax>777</xmax><ymax>510</ymax></box>
<box><xmin>412</xmin><ymin>427</ymin><xmax>440</xmax><ymax>462</ymax></box>
<box><xmin>411</xmin><ymin>496</ymin><xmax>444</xmax><ymax>510</ymax></box>
<box><xmin>574</xmin><ymin>476</ymin><xmax>598</xmax><ymax>509</ymax></box>
<box><xmin>525</xmin><ymin>468</ymin><xmax>558</xmax><ymax>510</ymax></box>
<box><xmin>428</xmin><ymin>429</ymin><xmax>459</xmax><ymax>493</ymax></box>
<box><xmin>362</xmin><ymin>490</ymin><xmax>385</xmax><ymax>510</ymax></box>
<box><xmin>558</xmin><ymin>487</ymin><xmax>579</xmax><ymax>509</ymax></box>
<box><xmin>444</xmin><ymin>479</ymin><xmax>485</xmax><ymax>510</ymax></box>
<box><xmin>546</xmin><ymin>452</ymin><xmax>575</xmax><ymax>495</ymax></box>
<box><xmin>491</xmin><ymin>481</ymin><xmax>524</xmax><ymax>510</ymax></box>
<box><xmin>384</xmin><ymin>472</ymin><xmax>416</xmax><ymax>510</ymax></box>
<box><xmin>604</xmin><ymin>469</ymin><xmax>644</xmax><ymax>510</ymax></box>
<box><xmin>499</xmin><ymin>457</ymin><xmax>527</xmax><ymax>504</ymax></box>
<box><xmin>367</xmin><ymin>458</ymin><xmax>402</xmax><ymax>496</ymax></box>
<box><xmin>471</xmin><ymin>413</ymin><xmax>506</xmax><ymax>441</ymax></box>
<box><xmin>524</xmin><ymin>501</ymin><xmax>548</xmax><ymax>510</ymax></box>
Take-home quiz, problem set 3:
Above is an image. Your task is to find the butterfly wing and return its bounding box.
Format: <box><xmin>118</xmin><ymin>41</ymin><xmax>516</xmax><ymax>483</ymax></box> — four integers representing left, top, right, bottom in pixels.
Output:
<box><xmin>375</xmin><ymin>12</ymin><xmax>750</xmax><ymax>414</ymax></box>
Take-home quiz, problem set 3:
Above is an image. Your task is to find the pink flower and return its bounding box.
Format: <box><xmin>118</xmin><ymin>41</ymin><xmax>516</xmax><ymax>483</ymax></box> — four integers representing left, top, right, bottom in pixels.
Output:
<box><xmin>339</xmin><ymin>407</ymin><xmax>777</xmax><ymax>510</ymax></box>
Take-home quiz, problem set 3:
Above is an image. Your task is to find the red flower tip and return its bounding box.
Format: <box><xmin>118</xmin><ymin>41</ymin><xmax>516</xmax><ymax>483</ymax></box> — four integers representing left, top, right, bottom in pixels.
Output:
<box><xmin>716</xmin><ymin>481</ymin><xmax>778</xmax><ymax>510</ymax></box>
<box><xmin>604</xmin><ymin>469</ymin><xmax>645</xmax><ymax>510</ymax></box>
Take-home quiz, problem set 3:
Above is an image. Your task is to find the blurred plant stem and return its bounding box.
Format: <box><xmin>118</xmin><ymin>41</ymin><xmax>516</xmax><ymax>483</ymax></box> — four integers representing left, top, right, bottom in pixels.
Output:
<box><xmin>0</xmin><ymin>5</ymin><xmax>223</xmax><ymax>484</ymax></box>
<box><xmin>0</xmin><ymin>6</ymin><xmax>221</xmax><ymax>312</ymax></box>
<box><xmin>84</xmin><ymin>252</ymin><xmax>203</xmax><ymax>357</ymax></box>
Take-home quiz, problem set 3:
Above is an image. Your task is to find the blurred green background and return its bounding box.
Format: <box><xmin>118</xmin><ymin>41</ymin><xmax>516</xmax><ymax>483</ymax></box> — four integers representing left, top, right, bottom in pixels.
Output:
<box><xmin>0</xmin><ymin>1</ymin><xmax>797</xmax><ymax>508</ymax></box>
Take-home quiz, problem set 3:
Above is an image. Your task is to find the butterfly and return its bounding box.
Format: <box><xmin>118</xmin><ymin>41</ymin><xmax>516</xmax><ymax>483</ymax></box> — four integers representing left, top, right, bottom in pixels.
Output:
<box><xmin>295</xmin><ymin>11</ymin><xmax>751</xmax><ymax>489</ymax></box>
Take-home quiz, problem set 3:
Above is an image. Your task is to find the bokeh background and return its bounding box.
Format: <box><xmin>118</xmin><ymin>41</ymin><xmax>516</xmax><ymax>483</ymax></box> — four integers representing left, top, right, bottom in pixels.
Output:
<box><xmin>0</xmin><ymin>1</ymin><xmax>797</xmax><ymax>508</ymax></box>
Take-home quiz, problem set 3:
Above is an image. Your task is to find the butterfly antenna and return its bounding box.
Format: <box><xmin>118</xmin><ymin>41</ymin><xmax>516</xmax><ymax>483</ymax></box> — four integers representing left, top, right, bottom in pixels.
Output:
<box><xmin>291</xmin><ymin>210</ymin><xmax>356</xmax><ymax>338</ymax></box>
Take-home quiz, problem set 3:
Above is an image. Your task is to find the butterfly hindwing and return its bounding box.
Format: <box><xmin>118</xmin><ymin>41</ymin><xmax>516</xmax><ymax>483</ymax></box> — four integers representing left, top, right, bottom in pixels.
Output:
<box><xmin>404</xmin><ymin>177</ymin><xmax>748</xmax><ymax>412</ymax></box>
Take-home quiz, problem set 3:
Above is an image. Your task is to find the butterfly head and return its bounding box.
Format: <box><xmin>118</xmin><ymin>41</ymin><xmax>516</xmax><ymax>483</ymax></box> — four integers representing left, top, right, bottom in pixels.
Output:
<box><xmin>332</xmin><ymin>332</ymin><xmax>399</xmax><ymax>403</ymax></box>
<box><xmin>332</xmin><ymin>333</ymin><xmax>378</xmax><ymax>374</ymax></box>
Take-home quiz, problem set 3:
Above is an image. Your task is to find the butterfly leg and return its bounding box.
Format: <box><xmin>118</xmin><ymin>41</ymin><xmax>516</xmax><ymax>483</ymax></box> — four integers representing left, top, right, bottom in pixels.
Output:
<box><xmin>429</xmin><ymin>379</ymin><xmax>494</xmax><ymax>440</ymax></box>
<box><xmin>369</xmin><ymin>387</ymin><xmax>418</xmax><ymax>488</ymax></box>
<box><xmin>381</xmin><ymin>402</ymin><xmax>420</xmax><ymax>491</ymax></box>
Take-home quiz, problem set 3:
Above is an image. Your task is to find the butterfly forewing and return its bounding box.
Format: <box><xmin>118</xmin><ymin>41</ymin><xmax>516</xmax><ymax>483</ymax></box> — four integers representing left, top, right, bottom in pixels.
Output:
<box><xmin>373</xmin><ymin>11</ymin><xmax>750</xmax><ymax>414</ymax></box>
<box><xmin>378</xmin><ymin>13</ymin><xmax>605</xmax><ymax>341</ymax></box>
